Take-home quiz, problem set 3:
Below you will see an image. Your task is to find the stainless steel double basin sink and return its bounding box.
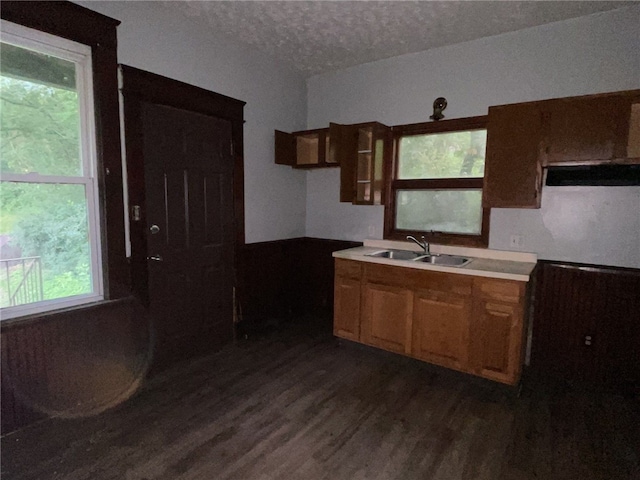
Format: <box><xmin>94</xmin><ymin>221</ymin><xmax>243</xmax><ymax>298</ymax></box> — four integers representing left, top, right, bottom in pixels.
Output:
<box><xmin>366</xmin><ymin>249</ymin><xmax>471</xmax><ymax>267</ymax></box>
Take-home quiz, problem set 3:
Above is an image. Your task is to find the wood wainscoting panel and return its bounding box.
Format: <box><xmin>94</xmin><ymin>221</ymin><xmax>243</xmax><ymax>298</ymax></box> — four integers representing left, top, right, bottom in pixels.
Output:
<box><xmin>1</xmin><ymin>297</ymin><xmax>152</xmax><ymax>435</ymax></box>
<box><xmin>531</xmin><ymin>261</ymin><xmax>640</xmax><ymax>389</ymax></box>
<box><xmin>236</xmin><ymin>238</ymin><xmax>361</xmax><ymax>332</ymax></box>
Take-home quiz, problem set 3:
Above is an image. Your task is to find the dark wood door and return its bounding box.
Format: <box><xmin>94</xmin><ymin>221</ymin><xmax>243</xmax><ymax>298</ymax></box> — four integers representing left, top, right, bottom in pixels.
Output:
<box><xmin>142</xmin><ymin>103</ymin><xmax>235</xmax><ymax>359</ymax></box>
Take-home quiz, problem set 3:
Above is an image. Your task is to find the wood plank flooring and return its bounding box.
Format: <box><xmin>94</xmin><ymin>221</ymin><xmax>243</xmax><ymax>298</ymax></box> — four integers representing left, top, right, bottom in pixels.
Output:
<box><xmin>2</xmin><ymin>319</ymin><xmax>639</xmax><ymax>480</ymax></box>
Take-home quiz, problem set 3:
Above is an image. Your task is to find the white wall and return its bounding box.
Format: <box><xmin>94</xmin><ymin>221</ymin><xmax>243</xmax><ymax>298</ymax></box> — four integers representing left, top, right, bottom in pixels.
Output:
<box><xmin>77</xmin><ymin>1</ymin><xmax>308</xmax><ymax>244</ymax></box>
<box><xmin>305</xmin><ymin>6</ymin><xmax>640</xmax><ymax>268</ymax></box>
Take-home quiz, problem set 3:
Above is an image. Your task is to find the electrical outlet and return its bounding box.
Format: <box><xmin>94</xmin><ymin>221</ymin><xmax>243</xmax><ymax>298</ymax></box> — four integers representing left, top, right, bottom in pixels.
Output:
<box><xmin>368</xmin><ymin>225</ymin><xmax>376</xmax><ymax>237</ymax></box>
<box><xmin>509</xmin><ymin>234</ymin><xmax>525</xmax><ymax>249</ymax></box>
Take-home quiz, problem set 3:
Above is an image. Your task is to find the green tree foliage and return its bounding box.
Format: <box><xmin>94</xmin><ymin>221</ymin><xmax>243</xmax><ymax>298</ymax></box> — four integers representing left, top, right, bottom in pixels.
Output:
<box><xmin>398</xmin><ymin>130</ymin><xmax>486</xmax><ymax>179</ymax></box>
<box><xmin>396</xmin><ymin>130</ymin><xmax>487</xmax><ymax>233</ymax></box>
<box><xmin>1</xmin><ymin>77</ymin><xmax>81</xmax><ymax>176</ymax></box>
<box><xmin>1</xmin><ymin>71</ymin><xmax>91</xmax><ymax>302</ymax></box>
<box><xmin>5</xmin><ymin>183</ymin><xmax>89</xmax><ymax>275</ymax></box>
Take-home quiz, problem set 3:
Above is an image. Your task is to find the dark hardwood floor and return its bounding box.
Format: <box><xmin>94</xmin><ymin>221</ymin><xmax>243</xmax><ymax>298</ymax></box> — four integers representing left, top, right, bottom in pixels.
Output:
<box><xmin>2</xmin><ymin>315</ymin><xmax>639</xmax><ymax>480</ymax></box>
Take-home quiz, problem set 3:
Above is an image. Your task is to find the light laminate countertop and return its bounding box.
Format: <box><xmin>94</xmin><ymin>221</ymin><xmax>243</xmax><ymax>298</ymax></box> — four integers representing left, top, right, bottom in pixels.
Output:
<box><xmin>333</xmin><ymin>240</ymin><xmax>537</xmax><ymax>282</ymax></box>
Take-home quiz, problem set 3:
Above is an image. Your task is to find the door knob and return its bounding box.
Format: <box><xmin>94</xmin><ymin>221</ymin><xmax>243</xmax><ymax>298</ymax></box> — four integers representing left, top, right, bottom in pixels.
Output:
<box><xmin>149</xmin><ymin>224</ymin><xmax>160</xmax><ymax>234</ymax></box>
<box><xmin>147</xmin><ymin>255</ymin><xmax>163</xmax><ymax>262</ymax></box>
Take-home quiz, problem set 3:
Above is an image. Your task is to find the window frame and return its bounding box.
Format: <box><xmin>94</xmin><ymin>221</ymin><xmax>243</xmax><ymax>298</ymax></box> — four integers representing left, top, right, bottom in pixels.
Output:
<box><xmin>384</xmin><ymin>116</ymin><xmax>490</xmax><ymax>247</ymax></box>
<box><xmin>0</xmin><ymin>21</ymin><xmax>105</xmax><ymax>319</ymax></box>
<box><xmin>0</xmin><ymin>1</ymin><xmax>126</xmax><ymax>323</ymax></box>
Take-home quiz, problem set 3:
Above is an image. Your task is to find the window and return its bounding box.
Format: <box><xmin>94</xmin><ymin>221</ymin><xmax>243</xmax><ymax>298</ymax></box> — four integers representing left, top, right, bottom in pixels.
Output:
<box><xmin>384</xmin><ymin>117</ymin><xmax>490</xmax><ymax>247</ymax></box>
<box><xmin>0</xmin><ymin>21</ymin><xmax>103</xmax><ymax>319</ymax></box>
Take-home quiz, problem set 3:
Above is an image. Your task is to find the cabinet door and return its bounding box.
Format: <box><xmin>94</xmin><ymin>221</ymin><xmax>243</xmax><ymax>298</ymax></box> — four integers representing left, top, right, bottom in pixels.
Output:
<box><xmin>412</xmin><ymin>289</ymin><xmax>471</xmax><ymax>371</ymax></box>
<box><xmin>354</xmin><ymin>125</ymin><xmax>388</xmax><ymax>205</ymax></box>
<box><xmin>540</xmin><ymin>95</ymin><xmax>630</xmax><ymax>166</ymax></box>
<box><xmin>333</xmin><ymin>122</ymin><xmax>389</xmax><ymax>205</ymax></box>
<box><xmin>333</xmin><ymin>275</ymin><xmax>361</xmax><ymax>341</ymax></box>
<box><xmin>276</xmin><ymin>128</ymin><xmax>332</xmax><ymax>168</ymax></box>
<box><xmin>331</xmin><ymin>123</ymin><xmax>360</xmax><ymax>202</ymax></box>
<box><xmin>483</xmin><ymin>103</ymin><xmax>543</xmax><ymax>208</ymax></box>
<box><xmin>470</xmin><ymin>299</ymin><xmax>524</xmax><ymax>385</ymax></box>
<box><xmin>361</xmin><ymin>282</ymin><xmax>412</xmax><ymax>354</ymax></box>
<box><xmin>275</xmin><ymin>130</ymin><xmax>296</xmax><ymax>166</ymax></box>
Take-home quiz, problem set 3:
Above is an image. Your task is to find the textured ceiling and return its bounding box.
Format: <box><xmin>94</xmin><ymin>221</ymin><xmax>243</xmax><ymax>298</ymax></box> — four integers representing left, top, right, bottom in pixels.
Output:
<box><xmin>167</xmin><ymin>1</ymin><xmax>633</xmax><ymax>77</ymax></box>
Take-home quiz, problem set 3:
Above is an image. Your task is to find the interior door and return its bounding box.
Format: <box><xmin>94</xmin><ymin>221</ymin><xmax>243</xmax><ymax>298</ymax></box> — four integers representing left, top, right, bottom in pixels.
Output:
<box><xmin>142</xmin><ymin>102</ymin><xmax>235</xmax><ymax>360</ymax></box>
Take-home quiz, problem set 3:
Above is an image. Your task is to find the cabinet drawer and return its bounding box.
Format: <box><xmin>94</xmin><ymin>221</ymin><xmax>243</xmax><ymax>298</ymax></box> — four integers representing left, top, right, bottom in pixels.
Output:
<box><xmin>335</xmin><ymin>259</ymin><xmax>362</xmax><ymax>279</ymax></box>
<box><xmin>364</xmin><ymin>263</ymin><xmax>474</xmax><ymax>294</ymax></box>
<box><xmin>473</xmin><ymin>278</ymin><xmax>524</xmax><ymax>304</ymax></box>
<box><xmin>413</xmin><ymin>270</ymin><xmax>473</xmax><ymax>296</ymax></box>
<box><xmin>363</xmin><ymin>262</ymin><xmax>414</xmax><ymax>287</ymax></box>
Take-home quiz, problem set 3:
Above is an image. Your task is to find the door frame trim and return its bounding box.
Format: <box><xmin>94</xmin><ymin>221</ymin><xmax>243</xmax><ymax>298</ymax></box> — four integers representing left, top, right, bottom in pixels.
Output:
<box><xmin>120</xmin><ymin>65</ymin><xmax>245</xmax><ymax>303</ymax></box>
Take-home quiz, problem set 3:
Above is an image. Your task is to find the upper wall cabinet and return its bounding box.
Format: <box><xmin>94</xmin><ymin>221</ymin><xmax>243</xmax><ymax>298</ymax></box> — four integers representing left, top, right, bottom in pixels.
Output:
<box><xmin>483</xmin><ymin>102</ymin><xmax>544</xmax><ymax>209</ymax></box>
<box><xmin>483</xmin><ymin>89</ymin><xmax>640</xmax><ymax>209</ymax></box>
<box><xmin>331</xmin><ymin>121</ymin><xmax>391</xmax><ymax>205</ymax></box>
<box><xmin>274</xmin><ymin>128</ymin><xmax>337</xmax><ymax>169</ymax></box>
<box><xmin>540</xmin><ymin>91</ymin><xmax>640</xmax><ymax>166</ymax></box>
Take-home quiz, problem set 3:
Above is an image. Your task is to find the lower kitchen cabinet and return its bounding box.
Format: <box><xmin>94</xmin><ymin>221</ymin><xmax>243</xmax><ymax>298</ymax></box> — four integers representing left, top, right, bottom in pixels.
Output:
<box><xmin>361</xmin><ymin>282</ymin><xmax>412</xmax><ymax>355</ymax></box>
<box><xmin>333</xmin><ymin>259</ymin><xmax>529</xmax><ymax>385</ymax></box>
<box><xmin>333</xmin><ymin>260</ymin><xmax>362</xmax><ymax>341</ymax></box>
<box><xmin>470</xmin><ymin>298</ymin><xmax>524</xmax><ymax>384</ymax></box>
<box><xmin>412</xmin><ymin>289</ymin><xmax>471</xmax><ymax>372</ymax></box>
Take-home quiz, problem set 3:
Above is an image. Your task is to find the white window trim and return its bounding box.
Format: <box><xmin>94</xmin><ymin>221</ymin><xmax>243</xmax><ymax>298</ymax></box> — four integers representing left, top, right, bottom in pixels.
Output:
<box><xmin>0</xmin><ymin>21</ymin><xmax>104</xmax><ymax>320</ymax></box>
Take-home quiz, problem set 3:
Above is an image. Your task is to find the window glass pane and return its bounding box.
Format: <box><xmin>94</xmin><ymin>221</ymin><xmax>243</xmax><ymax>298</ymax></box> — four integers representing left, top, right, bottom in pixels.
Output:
<box><xmin>0</xmin><ymin>182</ymin><xmax>92</xmax><ymax>307</ymax></box>
<box><xmin>398</xmin><ymin>130</ymin><xmax>487</xmax><ymax>179</ymax></box>
<box><xmin>395</xmin><ymin>189</ymin><xmax>483</xmax><ymax>235</ymax></box>
<box><xmin>0</xmin><ymin>42</ymin><xmax>82</xmax><ymax>176</ymax></box>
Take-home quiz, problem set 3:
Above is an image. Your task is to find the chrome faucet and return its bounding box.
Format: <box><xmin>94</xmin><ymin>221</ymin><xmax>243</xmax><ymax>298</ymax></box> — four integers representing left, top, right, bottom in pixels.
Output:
<box><xmin>407</xmin><ymin>235</ymin><xmax>430</xmax><ymax>255</ymax></box>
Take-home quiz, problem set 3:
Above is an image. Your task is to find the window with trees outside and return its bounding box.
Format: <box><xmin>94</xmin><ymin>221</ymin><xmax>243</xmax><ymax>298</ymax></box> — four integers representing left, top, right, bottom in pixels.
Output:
<box><xmin>0</xmin><ymin>21</ymin><xmax>103</xmax><ymax>319</ymax></box>
<box><xmin>385</xmin><ymin>117</ymin><xmax>489</xmax><ymax>247</ymax></box>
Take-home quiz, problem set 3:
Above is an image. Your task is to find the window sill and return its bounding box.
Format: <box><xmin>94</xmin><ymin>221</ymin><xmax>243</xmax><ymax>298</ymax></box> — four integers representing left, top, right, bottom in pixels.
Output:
<box><xmin>0</xmin><ymin>296</ymin><xmax>137</xmax><ymax>331</ymax></box>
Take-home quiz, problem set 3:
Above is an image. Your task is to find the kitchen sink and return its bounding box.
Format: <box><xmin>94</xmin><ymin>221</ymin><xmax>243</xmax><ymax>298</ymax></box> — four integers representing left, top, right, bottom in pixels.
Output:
<box><xmin>413</xmin><ymin>254</ymin><xmax>471</xmax><ymax>267</ymax></box>
<box><xmin>366</xmin><ymin>249</ymin><xmax>423</xmax><ymax>260</ymax></box>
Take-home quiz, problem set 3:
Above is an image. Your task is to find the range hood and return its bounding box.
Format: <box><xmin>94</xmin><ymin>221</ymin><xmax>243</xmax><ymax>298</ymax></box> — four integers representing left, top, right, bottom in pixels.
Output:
<box><xmin>545</xmin><ymin>164</ymin><xmax>640</xmax><ymax>186</ymax></box>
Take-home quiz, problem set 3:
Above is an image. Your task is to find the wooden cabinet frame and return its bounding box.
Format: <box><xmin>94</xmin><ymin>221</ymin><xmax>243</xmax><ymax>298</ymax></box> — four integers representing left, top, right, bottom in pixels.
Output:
<box><xmin>412</xmin><ymin>288</ymin><xmax>472</xmax><ymax>371</ymax></box>
<box><xmin>483</xmin><ymin>89</ymin><xmax>640</xmax><ymax>209</ymax></box>
<box><xmin>333</xmin><ymin>260</ymin><xmax>362</xmax><ymax>341</ymax></box>
<box><xmin>331</xmin><ymin>121</ymin><xmax>392</xmax><ymax>205</ymax></box>
<box><xmin>333</xmin><ymin>259</ymin><xmax>529</xmax><ymax>385</ymax></box>
<box><xmin>275</xmin><ymin>128</ymin><xmax>336</xmax><ymax>169</ymax></box>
